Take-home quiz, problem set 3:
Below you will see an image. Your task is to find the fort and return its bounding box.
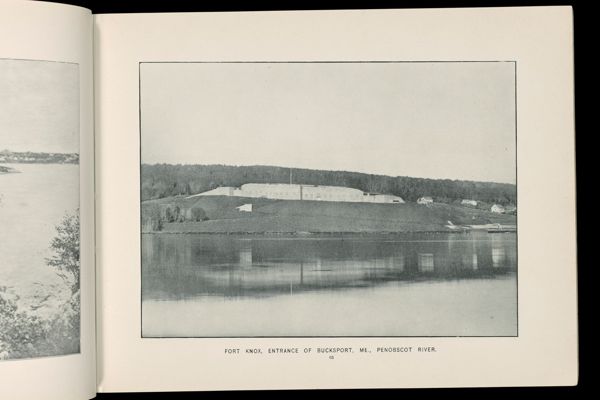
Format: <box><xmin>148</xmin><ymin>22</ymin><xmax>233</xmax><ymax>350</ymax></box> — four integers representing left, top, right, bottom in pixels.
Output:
<box><xmin>187</xmin><ymin>183</ymin><xmax>405</xmax><ymax>204</ymax></box>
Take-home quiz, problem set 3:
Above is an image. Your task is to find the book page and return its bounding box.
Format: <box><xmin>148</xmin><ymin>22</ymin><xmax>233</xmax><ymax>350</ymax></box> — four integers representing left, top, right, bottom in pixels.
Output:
<box><xmin>95</xmin><ymin>7</ymin><xmax>576</xmax><ymax>391</ymax></box>
<box><xmin>0</xmin><ymin>1</ymin><xmax>95</xmax><ymax>399</ymax></box>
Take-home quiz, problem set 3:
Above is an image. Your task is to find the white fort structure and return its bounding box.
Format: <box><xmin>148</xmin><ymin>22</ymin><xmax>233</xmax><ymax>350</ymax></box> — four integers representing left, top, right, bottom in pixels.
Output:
<box><xmin>188</xmin><ymin>183</ymin><xmax>405</xmax><ymax>204</ymax></box>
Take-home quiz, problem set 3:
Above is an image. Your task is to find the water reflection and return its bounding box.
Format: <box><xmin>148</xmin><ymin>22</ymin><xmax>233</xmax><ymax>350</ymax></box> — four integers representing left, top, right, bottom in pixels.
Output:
<box><xmin>142</xmin><ymin>232</ymin><xmax>517</xmax><ymax>301</ymax></box>
<box><xmin>418</xmin><ymin>253</ymin><xmax>434</xmax><ymax>272</ymax></box>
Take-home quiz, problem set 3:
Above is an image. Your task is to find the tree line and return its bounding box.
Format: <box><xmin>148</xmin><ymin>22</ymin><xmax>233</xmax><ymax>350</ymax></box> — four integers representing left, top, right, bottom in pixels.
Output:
<box><xmin>0</xmin><ymin>150</ymin><xmax>79</xmax><ymax>164</ymax></box>
<box><xmin>141</xmin><ymin>164</ymin><xmax>516</xmax><ymax>206</ymax></box>
<box><xmin>141</xmin><ymin>202</ymin><xmax>208</xmax><ymax>232</ymax></box>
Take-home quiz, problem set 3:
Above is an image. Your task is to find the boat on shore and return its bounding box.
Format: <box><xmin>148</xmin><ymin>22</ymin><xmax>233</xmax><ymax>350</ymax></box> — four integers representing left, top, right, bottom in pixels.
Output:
<box><xmin>487</xmin><ymin>224</ymin><xmax>517</xmax><ymax>233</ymax></box>
<box><xmin>0</xmin><ymin>165</ymin><xmax>20</xmax><ymax>174</ymax></box>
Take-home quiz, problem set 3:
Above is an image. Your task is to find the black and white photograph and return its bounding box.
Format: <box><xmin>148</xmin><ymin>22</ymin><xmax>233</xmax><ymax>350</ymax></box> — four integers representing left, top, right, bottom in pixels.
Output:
<box><xmin>140</xmin><ymin>61</ymin><xmax>517</xmax><ymax>338</ymax></box>
<box><xmin>0</xmin><ymin>59</ymin><xmax>80</xmax><ymax>359</ymax></box>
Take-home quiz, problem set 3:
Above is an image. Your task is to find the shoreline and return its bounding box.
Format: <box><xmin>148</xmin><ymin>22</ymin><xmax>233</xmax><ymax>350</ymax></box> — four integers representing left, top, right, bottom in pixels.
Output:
<box><xmin>141</xmin><ymin>229</ymin><xmax>517</xmax><ymax>236</ymax></box>
<box><xmin>141</xmin><ymin>194</ymin><xmax>517</xmax><ymax>235</ymax></box>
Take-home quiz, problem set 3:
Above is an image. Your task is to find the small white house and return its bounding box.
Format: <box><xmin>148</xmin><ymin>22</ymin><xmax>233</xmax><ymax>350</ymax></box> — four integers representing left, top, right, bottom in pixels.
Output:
<box><xmin>491</xmin><ymin>204</ymin><xmax>505</xmax><ymax>214</ymax></box>
<box><xmin>461</xmin><ymin>199</ymin><xmax>478</xmax><ymax>207</ymax></box>
<box><xmin>236</xmin><ymin>204</ymin><xmax>253</xmax><ymax>212</ymax></box>
<box><xmin>417</xmin><ymin>196</ymin><xmax>433</xmax><ymax>205</ymax></box>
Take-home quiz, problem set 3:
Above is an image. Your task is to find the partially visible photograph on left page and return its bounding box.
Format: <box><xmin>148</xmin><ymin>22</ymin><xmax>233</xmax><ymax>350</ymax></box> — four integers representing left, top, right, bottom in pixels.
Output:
<box><xmin>0</xmin><ymin>1</ymin><xmax>94</xmax><ymax>399</ymax></box>
<box><xmin>0</xmin><ymin>58</ymin><xmax>80</xmax><ymax>360</ymax></box>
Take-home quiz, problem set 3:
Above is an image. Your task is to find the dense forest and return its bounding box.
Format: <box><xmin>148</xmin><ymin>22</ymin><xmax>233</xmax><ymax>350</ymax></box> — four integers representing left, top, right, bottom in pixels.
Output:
<box><xmin>141</xmin><ymin>164</ymin><xmax>516</xmax><ymax>206</ymax></box>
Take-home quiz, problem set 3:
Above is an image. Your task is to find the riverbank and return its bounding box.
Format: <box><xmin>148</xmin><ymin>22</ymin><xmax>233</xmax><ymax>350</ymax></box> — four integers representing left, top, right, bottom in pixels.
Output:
<box><xmin>142</xmin><ymin>195</ymin><xmax>516</xmax><ymax>234</ymax></box>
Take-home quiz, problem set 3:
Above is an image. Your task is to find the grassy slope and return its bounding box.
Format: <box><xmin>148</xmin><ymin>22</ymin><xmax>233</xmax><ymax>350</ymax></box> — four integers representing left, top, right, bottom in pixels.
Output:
<box><xmin>143</xmin><ymin>195</ymin><xmax>516</xmax><ymax>233</ymax></box>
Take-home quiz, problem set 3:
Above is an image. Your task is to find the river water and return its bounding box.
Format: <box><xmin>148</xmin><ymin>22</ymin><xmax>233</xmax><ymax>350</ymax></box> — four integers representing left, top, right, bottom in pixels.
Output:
<box><xmin>0</xmin><ymin>164</ymin><xmax>78</xmax><ymax>316</ymax></box>
<box><xmin>142</xmin><ymin>231</ymin><xmax>517</xmax><ymax>337</ymax></box>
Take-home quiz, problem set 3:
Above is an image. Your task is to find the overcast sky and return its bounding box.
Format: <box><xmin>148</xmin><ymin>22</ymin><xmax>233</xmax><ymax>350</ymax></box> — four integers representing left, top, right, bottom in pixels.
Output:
<box><xmin>0</xmin><ymin>59</ymin><xmax>79</xmax><ymax>154</ymax></box>
<box><xmin>141</xmin><ymin>62</ymin><xmax>515</xmax><ymax>184</ymax></box>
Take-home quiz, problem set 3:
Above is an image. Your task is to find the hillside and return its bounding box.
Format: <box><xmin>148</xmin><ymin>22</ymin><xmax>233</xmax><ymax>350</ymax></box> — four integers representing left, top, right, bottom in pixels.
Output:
<box><xmin>141</xmin><ymin>164</ymin><xmax>516</xmax><ymax>206</ymax></box>
<box><xmin>142</xmin><ymin>195</ymin><xmax>516</xmax><ymax>234</ymax></box>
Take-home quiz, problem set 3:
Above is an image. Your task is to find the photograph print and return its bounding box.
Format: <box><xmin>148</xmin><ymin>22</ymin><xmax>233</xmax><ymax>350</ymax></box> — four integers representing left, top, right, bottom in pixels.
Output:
<box><xmin>0</xmin><ymin>59</ymin><xmax>80</xmax><ymax>359</ymax></box>
<box><xmin>140</xmin><ymin>61</ymin><xmax>517</xmax><ymax>337</ymax></box>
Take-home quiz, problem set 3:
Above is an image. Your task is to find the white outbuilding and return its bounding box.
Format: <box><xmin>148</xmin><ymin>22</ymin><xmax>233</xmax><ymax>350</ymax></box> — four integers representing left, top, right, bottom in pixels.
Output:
<box><xmin>236</xmin><ymin>204</ymin><xmax>253</xmax><ymax>212</ymax></box>
<box><xmin>491</xmin><ymin>204</ymin><xmax>505</xmax><ymax>214</ymax></box>
<box><xmin>417</xmin><ymin>196</ymin><xmax>433</xmax><ymax>205</ymax></box>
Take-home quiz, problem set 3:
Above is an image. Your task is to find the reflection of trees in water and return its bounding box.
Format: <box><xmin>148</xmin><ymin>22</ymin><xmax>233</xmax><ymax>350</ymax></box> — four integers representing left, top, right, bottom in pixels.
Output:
<box><xmin>142</xmin><ymin>233</ymin><xmax>517</xmax><ymax>300</ymax></box>
<box><xmin>0</xmin><ymin>211</ymin><xmax>80</xmax><ymax>360</ymax></box>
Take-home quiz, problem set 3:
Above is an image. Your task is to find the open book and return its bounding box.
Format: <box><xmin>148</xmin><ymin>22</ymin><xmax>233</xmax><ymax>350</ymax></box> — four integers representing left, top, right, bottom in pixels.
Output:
<box><xmin>0</xmin><ymin>1</ymin><xmax>577</xmax><ymax>398</ymax></box>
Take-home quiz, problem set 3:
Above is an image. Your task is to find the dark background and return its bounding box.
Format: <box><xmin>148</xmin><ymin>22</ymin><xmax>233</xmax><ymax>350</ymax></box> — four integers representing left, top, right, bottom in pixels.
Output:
<box><xmin>35</xmin><ymin>0</ymin><xmax>585</xmax><ymax>398</ymax></box>
<box><xmin>39</xmin><ymin>0</ymin><xmax>578</xmax><ymax>14</ymax></box>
